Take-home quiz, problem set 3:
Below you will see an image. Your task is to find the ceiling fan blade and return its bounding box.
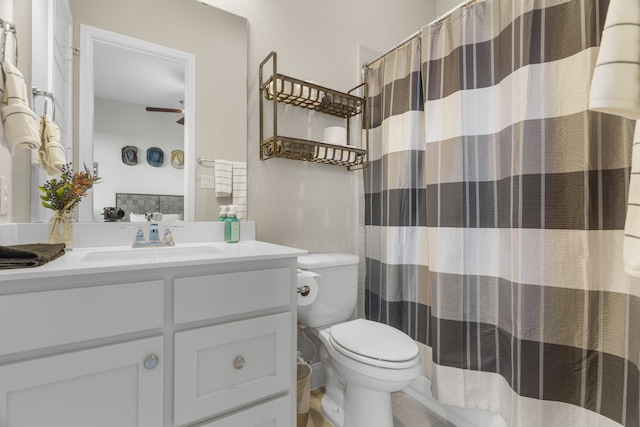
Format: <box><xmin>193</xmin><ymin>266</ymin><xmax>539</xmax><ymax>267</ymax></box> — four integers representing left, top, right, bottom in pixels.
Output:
<box><xmin>145</xmin><ymin>107</ymin><xmax>183</xmax><ymax>113</ymax></box>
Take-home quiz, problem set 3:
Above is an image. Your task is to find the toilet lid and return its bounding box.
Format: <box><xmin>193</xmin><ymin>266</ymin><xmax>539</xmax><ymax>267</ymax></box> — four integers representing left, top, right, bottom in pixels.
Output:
<box><xmin>329</xmin><ymin>319</ymin><xmax>419</xmax><ymax>364</ymax></box>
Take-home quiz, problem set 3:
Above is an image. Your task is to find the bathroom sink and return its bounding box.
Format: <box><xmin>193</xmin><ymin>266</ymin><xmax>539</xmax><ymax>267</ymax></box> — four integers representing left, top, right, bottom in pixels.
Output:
<box><xmin>80</xmin><ymin>245</ymin><xmax>224</xmax><ymax>264</ymax></box>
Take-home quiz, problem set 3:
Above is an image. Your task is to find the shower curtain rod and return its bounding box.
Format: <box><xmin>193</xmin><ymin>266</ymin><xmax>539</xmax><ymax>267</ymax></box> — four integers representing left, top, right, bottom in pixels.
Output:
<box><xmin>363</xmin><ymin>0</ymin><xmax>478</xmax><ymax>68</ymax></box>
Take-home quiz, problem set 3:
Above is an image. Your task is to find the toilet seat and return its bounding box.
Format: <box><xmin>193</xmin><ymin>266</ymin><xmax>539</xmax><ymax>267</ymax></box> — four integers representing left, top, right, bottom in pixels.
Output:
<box><xmin>329</xmin><ymin>319</ymin><xmax>419</xmax><ymax>369</ymax></box>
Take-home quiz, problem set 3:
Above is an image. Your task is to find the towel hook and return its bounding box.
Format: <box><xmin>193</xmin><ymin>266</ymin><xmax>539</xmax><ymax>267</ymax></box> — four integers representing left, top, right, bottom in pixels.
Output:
<box><xmin>0</xmin><ymin>19</ymin><xmax>17</xmax><ymax>66</ymax></box>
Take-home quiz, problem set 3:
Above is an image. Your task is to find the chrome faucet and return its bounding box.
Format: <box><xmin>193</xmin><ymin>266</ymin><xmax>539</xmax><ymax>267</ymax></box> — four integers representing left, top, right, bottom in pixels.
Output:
<box><xmin>131</xmin><ymin>214</ymin><xmax>176</xmax><ymax>248</ymax></box>
<box><xmin>148</xmin><ymin>222</ymin><xmax>160</xmax><ymax>242</ymax></box>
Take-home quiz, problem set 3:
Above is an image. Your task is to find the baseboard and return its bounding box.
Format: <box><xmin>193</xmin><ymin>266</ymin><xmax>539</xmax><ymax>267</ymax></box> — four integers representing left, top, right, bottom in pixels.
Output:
<box><xmin>310</xmin><ymin>361</ymin><xmax>325</xmax><ymax>390</ymax></box>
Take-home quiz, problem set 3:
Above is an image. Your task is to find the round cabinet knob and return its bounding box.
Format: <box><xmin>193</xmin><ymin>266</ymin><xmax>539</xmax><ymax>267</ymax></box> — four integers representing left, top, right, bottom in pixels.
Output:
<box><xmin>233</xmin><ymin>356</ymin><xmax>246</xmax><ymax>370</ymax></box>
<box><xmin>144</xmin><ymin>354</ymin><xmax>160</xmax><ymax>370</ymax></box>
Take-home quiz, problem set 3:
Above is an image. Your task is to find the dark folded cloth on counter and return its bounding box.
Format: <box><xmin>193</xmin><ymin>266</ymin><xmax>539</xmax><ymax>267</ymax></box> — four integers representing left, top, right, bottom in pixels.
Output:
<box><xmin>0</xmin><ymin>243</ymin><xmax>66</xmax><ymax>269</ymax></box>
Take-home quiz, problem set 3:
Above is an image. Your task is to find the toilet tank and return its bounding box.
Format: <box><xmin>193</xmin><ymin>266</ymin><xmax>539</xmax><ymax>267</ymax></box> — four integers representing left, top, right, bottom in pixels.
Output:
<box><xmin>297</xmin><ymin>253</ymin><xmax>359</xmax><ymax>328</ymax></box>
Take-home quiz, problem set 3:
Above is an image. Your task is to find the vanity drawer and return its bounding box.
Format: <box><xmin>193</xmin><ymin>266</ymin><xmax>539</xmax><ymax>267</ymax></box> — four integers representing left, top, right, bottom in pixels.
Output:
<box><xmin>174</xmin><ymin>312</ymin><xmax>292</xmax><ymax>426</ymax></box>
<box><xmin>0</xmin><ymin>280</ymin><xmax>164</xmax><ymax>356</ymax></box>
<box><xmin>199</xmin><ymin>394</ymin><xmax>291</xmax><ymax>427</ymax></box>
<box><xmin>174</xmin><ymin>268</ymin><xmax>292</xmax><ymax>324</ymax></box>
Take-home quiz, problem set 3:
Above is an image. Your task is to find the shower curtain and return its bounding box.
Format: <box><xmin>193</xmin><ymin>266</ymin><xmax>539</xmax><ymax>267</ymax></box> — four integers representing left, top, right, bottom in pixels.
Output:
<box><xmin>364</xmin><ymin>0</ymin><xmax>640</xmax><ymax>426</ymax></box>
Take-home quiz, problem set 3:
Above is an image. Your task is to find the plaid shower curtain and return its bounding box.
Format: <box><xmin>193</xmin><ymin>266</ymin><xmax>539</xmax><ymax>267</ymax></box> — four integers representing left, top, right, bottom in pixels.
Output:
<box><xmin>364</xmin><ymin>0</ymin><xmax>640</xmax><ymax>425</ymax></box>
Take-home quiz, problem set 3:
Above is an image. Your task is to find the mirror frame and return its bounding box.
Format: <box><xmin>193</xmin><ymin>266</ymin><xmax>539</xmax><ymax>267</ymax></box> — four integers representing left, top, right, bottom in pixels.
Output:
<box><xmin>77</xmin><ymin>24</ymin><xmax>196</xmax><ymax>222</ymax></box>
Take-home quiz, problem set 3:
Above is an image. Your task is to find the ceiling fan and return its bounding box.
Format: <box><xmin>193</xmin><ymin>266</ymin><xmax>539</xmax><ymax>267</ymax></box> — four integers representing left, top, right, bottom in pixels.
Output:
<box><xmin>145</xmin><ymin>101</ymin><xmax>184</xmax><ymax>125</ymax></box>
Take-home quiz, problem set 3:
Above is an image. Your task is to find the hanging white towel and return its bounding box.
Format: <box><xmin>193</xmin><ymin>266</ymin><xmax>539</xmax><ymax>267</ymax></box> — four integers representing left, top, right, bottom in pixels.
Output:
<box><xmin>0</xmin><ymin>61</ymin><xmax>40</xmax><ymax>154</ymax></box>
<box><xmin>624</xmin><ymin>126</ymin><xmax>640</xmax><ymax>278</ymax></box>
<box><xmin>214</xmin><ymin>159</ymin><xmax>233</xmax><ymax>197</ymax></box>
<box><xmin>589</xmin><ymin>0</ymin><xmax>640</xmax><ymax>119</ymax></box>
<box><xmin>37</xmin><ymin>114</ymin><xmax>66</xmax><ymax>176</ymax></box>
<box><xmin>232</xmin><ymin>161</ymin><xmax>247</xmax><ymax>220</ymax></box>
<box><xmin>589</xmin><ymin>0</ymin><xmax>640</xmax><ymax>278</ymax></box>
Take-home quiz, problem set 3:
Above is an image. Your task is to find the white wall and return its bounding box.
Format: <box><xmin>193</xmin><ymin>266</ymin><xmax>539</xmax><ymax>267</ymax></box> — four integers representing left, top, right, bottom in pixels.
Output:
<box><xmin>92</xmin><ymin>97</ymin><xmax>184</xmax><ymax>221</ymax></box>
<box><xmin>206</xmin><ymin>0</ymin><xmax>437</xmax><ymax>255</ymax></box>
<box><xmin>437</xmin><ymin>0</ymin><xmax>466</xmax><ymax>17</ymax></box>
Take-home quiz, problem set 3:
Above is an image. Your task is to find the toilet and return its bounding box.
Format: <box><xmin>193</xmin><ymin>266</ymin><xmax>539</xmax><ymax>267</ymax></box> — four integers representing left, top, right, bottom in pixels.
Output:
<box><xmin>297</xmin><ymin>253</ymin><xmax>421</xmax><ymax>427</ymax></box>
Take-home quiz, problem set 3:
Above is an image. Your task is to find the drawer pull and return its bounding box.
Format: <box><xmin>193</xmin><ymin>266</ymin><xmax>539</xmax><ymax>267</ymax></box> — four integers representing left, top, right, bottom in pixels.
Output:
<box><xmin>233</xmin><ymin>356</ymin><xmax>246</xmax><ymax>369</ymax></box>
<box><xmin>144</xmin><ymin>354</ymin><xmax>160</xmax><ymax>370</ymax></box>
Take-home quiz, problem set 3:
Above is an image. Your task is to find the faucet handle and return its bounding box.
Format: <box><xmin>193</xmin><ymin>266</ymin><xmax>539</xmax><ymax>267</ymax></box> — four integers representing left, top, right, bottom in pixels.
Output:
<box><xmin>162</xmin><ymin>227</ymin><xmax>176</xmax><ymax>246</ymax></box>
<box><xmin>133</xmin><ymin>227</ymin><xmax>146</xmax><ymax>244</ymax></box>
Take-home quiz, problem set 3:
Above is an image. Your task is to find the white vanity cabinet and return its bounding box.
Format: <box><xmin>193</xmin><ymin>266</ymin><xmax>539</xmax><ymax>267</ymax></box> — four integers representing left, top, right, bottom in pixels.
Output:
<box><xmin>0</xmin><ymin>336</ymin><xmax>164</xmax><ymax>427</ymax></box>
<box><xmin>0</xmin><ymin>245</ymin><xmax>300</xmax><ymax>427</ymax></box>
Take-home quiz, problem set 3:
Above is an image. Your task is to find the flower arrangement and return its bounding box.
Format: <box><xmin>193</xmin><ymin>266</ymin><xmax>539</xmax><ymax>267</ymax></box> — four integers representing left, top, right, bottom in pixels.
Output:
<box><xmin>39</xmin><ymin>163</ymin><xmax>101</xmax><ymax>211</ymax></box>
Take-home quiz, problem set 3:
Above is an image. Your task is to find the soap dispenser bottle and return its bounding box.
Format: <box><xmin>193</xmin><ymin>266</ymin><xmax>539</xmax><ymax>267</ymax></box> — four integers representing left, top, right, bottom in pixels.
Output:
<box><xmin>218</xmin><ymin>205</ymin><xmax>228</xmax><ymax>221</ymax></box>
<box><xmin>224</xmin><ymin>205</ymin><xmax>240</xmax><ymax>243</ymax></box>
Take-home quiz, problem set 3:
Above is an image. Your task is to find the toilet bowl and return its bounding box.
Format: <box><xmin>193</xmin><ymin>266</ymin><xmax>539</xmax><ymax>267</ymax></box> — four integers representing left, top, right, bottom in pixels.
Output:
<box><xmin>297</xmin><ymin>254</ymin><xmax>421</xmax><ymax>427</ymax></box>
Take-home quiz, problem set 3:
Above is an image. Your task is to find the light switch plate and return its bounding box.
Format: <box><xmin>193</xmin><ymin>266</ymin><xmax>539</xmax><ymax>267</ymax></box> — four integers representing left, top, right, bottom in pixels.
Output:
<box><xmin>200</xmin><ymin>174</ymin><xmax>215</xmax><ymax>189</ymax></box>
<box><xmin>0</xmin><ymin>176</ymin><xmax>9</xmax><ymax>216</ymax></box>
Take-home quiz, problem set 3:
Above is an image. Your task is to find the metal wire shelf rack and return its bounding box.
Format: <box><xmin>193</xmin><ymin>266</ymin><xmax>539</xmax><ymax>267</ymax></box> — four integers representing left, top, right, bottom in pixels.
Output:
<box><xmin>259</xmin><ymin>51</ymin><xmax>368</xmax><ymax>170</ymax></box>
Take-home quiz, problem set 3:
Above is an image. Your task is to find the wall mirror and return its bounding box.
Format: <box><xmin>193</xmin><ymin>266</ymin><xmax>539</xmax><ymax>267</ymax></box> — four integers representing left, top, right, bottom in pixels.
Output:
<box><xmin>77</xmin><ymin>25</ymin><xmax>195</xmax><ymax>223</ymax></box>
<box><xmin>28</xmin><ymin>0</ymin><xmax>248</xmax><ymax>223</ymax></box>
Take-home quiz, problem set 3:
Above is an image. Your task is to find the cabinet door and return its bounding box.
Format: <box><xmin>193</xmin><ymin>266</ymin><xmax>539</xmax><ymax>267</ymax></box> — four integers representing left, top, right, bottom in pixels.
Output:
<box><xmin>174</xmin><ymin>313</ymin><xmax>292</xmax><ymax>426</ymax></box>
<box><xmin>0</xmin><ymin>336</ymin><xmax>163</xmax><ymax>427</ymax></box>
<box><xmin>201</xmin><ymin>395</ymin><xmax>291</xmax><ymax>427</ymax></box>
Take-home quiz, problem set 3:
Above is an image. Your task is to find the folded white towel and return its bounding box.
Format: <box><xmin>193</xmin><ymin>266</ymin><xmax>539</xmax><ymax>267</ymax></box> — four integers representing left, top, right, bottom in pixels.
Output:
<box><xmin>0</xmin><ymin>62</ymin><xmax>40</xmax><ymax>154</ymax></box>
<box><xmin>37</xmin><ymin>114</ymin><xmax>66</xmax><ymax>176</ymax></box>
<box><xmin>589</xmin><ymin>0</ymin><xmax>640</xmax><ymax>119</ymax></box>
<box><xmin>214</xmin><ymin>159</ymin><xmax>233</xmax><ymax>197</ymax></box>
<box><xmin>624</xmin><ymin>125</ymin><xmax>640</xmax><ymax>278</ymax></box>
<box><xmin>232</xmin><ymin>161</ymin><xmax>247</xmax><ymax>220</ymax></box>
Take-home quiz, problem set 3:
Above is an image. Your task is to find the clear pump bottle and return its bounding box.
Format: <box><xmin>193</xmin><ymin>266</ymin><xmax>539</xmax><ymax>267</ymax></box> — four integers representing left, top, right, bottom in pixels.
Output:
<box><xmin>224</xmin><ymin>205</ymin><xmax>240</xmax><ymax>243</ymax></box>
<box><xmin>218</xmin><ymin>205</ymin><xmax>228</xmax><ymax>221</ymax></box>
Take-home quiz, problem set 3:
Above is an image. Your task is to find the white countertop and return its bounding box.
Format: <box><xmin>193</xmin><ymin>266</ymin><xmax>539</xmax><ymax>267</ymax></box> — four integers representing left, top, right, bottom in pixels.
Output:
<box><xmin>0</xmin><ymin>240</ymin><xmax>307</xmax><ymax>281</ymax></box>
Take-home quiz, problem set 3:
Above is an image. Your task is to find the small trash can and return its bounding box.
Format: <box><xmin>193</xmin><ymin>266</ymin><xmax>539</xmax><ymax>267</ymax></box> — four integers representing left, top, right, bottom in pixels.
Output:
<box><xmin>296</xmin><ymin>362</ymin><xmax>312</xmax><ymax>427</ymax></box>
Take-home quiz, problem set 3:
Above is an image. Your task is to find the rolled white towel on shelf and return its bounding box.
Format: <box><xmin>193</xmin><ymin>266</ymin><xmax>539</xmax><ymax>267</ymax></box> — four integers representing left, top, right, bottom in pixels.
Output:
<box><xmin>323</xmin><ymin>126</ymin><xmax>346</xmax><ymax>145</ymax></box>
<box><xmin>318</xmin><ymin>126</ymin><xmax>358</xmax><ymax>162</ymax></box>
<box><xmin>332</xmin><ymin>147</ymin><xmax>357</xmax><ymax>164</ymax></box>
<box><xmin>265</xmin><ymin>78</ymin><xmax>296</xmax><ymax>99</ymax></box>
<box><xmin>316</xmin><ymin>146</ymin><xmax>333</xmax><ymax>160</ymax></box>
<box><xmin>299</xmin><ymin>80</ymin><xmax>322</xmax><ymax>101</ymax></box>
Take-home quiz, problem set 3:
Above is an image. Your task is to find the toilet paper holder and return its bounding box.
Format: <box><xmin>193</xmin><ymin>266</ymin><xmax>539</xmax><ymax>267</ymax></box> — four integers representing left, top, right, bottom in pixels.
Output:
<box><xmin>296</xmin><ymin>269</ymin><xmax>320</xmax><ymax>300</ymax></box>
<box><xmin>297</xmin><ymin>285</ymin><xmax>311</xmax><ymax>296</ymax></box>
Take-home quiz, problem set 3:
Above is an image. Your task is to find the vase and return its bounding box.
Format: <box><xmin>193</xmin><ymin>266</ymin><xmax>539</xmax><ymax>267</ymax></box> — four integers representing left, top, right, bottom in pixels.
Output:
<box><xmin>49</xmin><ymin>210</ymin><xmax>73</xmax><ymax>249</ymax></box>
